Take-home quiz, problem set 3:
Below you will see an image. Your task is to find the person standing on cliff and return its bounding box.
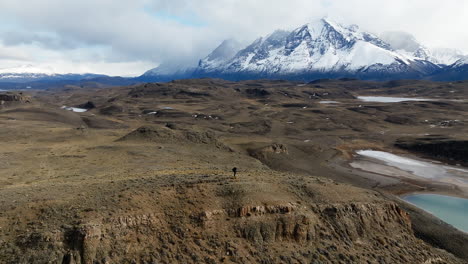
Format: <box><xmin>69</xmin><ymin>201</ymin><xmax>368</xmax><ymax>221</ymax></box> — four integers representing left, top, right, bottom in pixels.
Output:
<box><xmin>232</xmin><ymin>167</ymin><xmax>237</xmax><ymax>178</ymax></box>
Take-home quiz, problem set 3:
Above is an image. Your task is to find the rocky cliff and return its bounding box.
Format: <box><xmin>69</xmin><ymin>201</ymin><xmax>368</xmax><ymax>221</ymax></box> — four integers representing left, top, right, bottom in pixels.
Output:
<box><xmin>1</xmin><ymin>177</ymin><xmax>461</xmax><ymax>264</ymax></box>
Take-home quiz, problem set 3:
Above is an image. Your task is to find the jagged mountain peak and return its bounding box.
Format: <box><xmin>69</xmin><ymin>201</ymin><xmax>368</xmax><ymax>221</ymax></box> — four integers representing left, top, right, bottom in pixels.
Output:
<box><xmin>300</xmin><ymin>18</ymin><xmax>387</xmax><ymax>49</ymax></box>
<box><xmin>294</xmin><ymin>18</ymin><xmax>354</xmax><ymax>45</ymax></box>
<box><xmin>302</xmin><ymin>17</ymin><xmax>341</xmax><ymax>30</ymax></box>
<box><xmin>195</xmin><ymin>18</ymin><xmax>425</xmax><ymax>79</ymax></box>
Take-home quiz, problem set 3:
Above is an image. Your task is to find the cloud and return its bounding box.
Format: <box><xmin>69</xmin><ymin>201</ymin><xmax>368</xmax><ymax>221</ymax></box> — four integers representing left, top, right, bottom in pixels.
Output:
<box><xmin>0</xmin><ymin>0</ymin><xmax>466</xmax><ymax>76</ymax></box>
<box><xmin>1</xmin><ymin>31</ymin><xmax>78</xmax><ymax>50</ymax></box>
<box><xmin>0</xmin><ymin>45</ymin><xmax>30</xmax><ymax>61</ymax></box>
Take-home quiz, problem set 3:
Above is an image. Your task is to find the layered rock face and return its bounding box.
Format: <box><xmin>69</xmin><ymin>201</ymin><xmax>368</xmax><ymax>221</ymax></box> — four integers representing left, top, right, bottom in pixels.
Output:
<box><xmin>0</xmin><ymin>92</ymin><xmax>30</xmax><ymax>104</ymax></box>
<box><xmin>1</xmin><ymin>178</ymin><xmax>461</xmax><ymax>264</ymax></box>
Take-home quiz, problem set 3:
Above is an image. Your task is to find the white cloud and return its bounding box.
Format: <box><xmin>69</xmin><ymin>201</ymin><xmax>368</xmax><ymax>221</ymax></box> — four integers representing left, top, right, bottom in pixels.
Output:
<box><xmin>0</xmin><ymin>0</ymin><xmax>467</xmax><ymax>76</ymax></box>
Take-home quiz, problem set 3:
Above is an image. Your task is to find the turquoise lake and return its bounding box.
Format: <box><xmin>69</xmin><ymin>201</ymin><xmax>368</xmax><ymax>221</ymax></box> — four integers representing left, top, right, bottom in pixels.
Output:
<box><xmin>403</xmin><ymin>194</ymin><xmax>468</xmax><ymax>233</ymax></box>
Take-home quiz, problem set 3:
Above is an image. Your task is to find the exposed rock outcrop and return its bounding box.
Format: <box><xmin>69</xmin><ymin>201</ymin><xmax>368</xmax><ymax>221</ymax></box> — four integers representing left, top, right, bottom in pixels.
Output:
<box><xmin>118</xmin><ymin>125</ymin><xmax>230</xmax><ymax>150</ymax></box>
<box><xmin>6</xmin><ymin>200</ymin><xmax>455</xmax><ymax>264</ymax></box>
<box><xmin>248</xmin><ymin>143</ymin><xmax>289</xmax><ymax>160</ymax></box>
<box><xmin>0</xmin><ymin>92</ymin><xmax>30</xmax><ymax>105</ymax></box>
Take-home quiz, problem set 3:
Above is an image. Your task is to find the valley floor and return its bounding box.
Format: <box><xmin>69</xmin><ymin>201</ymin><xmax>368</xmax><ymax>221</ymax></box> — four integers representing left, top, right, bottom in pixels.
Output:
<box><xmin>0</xmin><ymin>79</ymin><xmax>467</xmax><ymax>263</ymax></box>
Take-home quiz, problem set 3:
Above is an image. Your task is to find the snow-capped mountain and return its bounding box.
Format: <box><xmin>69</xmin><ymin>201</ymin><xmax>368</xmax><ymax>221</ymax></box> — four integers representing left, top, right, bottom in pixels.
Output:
<box><xmin>0</xmin><ymin>64</ymin><xmax>56</xmax><ymax>82</ymax></box>
<box><xmin>451</xmin><ymin>56</ymin><xmax>468</xmax><ymax>67</ymax></box>
<box><xmin>193</xmin><ymin>18</ymin><xmax>440</xmax><ymax>81</ymax></box>
<box><xmin>430</xmin><ymin>48</ymin><xmax>466</xmax><ymax>65</ymax></box>
<box><xmin>380</xmin><ymin>31</ymin><xmax>466</xmax><ymax>66</ymax></box>
<box><xmin>429</xmin><ymin>56</ymin><xmax>468</xmax><ymax>81</ymax></box>
<box><xmin>0</xmin><ymin>64</ymin><xmax>106</xmax><ymax>83</ymax></box>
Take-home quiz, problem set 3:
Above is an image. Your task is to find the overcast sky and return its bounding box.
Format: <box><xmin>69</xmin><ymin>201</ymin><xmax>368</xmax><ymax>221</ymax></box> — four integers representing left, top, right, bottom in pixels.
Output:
<box><xmin>0</xmin><ymin>0</ymin><xmax>467</xmax><ymax>76</ymax></box>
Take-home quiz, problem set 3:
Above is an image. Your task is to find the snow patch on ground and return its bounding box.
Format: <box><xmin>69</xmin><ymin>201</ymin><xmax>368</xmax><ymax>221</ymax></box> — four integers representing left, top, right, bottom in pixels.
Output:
<box><xmin>61</xmin><ymin>106</ymin><xmax>88</xmax><ymax>113</ymax></box>
<box><xmin>319</xmin><ymin>101</ymin><xmax>339</xmax><ymax>104</ymax></box>
<box><xmin>357</xmin><ymin>150</ymin><xmax>426</xmax><ymax>167</ymax></box>
<box><xmin>356</xmin><ymin>150</ymin><xmax>468</xmax><ymax>184</ymax></box>
<box><xmin>357</xmin><ymin>96</ymin><xmax>432</xmax><ymax>103</ymax></box>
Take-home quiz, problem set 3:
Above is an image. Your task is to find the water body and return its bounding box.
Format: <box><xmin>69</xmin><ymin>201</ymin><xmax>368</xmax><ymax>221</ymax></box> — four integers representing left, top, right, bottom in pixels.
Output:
<box><xmin>357</xmin><ymin>96</ymin><xmax>432</xmax><ymax>103</ymax></box>
<box><xmin>403</xmin><ymin>194</ymin><xmax>468</xmax><ymax>232</ymax></box>
<box><xmin>352</xmin><ymin>150</ymin><xmax>468</xmax><ymax>232</ymax></box>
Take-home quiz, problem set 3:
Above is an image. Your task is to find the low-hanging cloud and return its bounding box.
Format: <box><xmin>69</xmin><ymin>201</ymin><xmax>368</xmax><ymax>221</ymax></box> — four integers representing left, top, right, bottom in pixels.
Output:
<box><xmin>0</xmin><ymin>0</ymin><xmax>466</xmax><ymax>76</ymax></box>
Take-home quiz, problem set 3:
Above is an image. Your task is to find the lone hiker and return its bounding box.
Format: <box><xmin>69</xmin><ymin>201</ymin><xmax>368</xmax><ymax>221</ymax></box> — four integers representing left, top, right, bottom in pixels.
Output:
<box><xmin>232</xmin><ymin>167</ymin><xmax>237</xmax><ymax>178</ymax></box>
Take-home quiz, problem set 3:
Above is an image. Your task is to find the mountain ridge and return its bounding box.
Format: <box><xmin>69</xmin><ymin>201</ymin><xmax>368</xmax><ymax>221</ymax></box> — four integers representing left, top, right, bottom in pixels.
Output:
<box><xmin>143</xmin><ymin>18</ymin><xmax>467</xmax><ymax>82</ymax></box>
<box><xmin>193</xmin><ymin>18</ymin><xmax>440</xmax><ymax>80</ymax></box>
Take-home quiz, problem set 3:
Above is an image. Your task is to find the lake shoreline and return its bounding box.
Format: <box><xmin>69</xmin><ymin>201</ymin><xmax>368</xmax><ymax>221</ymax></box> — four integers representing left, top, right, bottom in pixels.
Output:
<box><xmin>329</xmin><ymin>152</ymin><xmax>468</xmax><ymax>258</ymax></box>
<box><xmin>399</xmin><ymin>194</ymin><xmax>468</xmax><ymax>233</ymax></box>
<box><xmin>342</xmin><ymin>149</ymin><xmax>468</xmax><ymax>233</ymax></box>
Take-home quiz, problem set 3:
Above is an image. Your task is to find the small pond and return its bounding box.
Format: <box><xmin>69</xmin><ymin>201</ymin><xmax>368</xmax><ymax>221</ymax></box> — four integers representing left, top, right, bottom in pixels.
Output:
<box><xmin>403</xmin><ymin>194</ymin><xmax>468</xmax><ymax>232</ymax></box>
